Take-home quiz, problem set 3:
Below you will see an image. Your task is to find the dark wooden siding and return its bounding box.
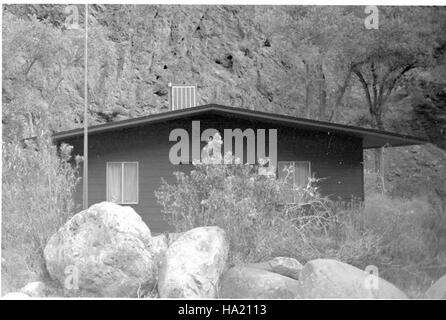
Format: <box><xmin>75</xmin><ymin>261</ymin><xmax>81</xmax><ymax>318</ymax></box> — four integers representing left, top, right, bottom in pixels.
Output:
<box><xmin>63</xmin><ymin>113</ymin><xmax>364</xmax><ymax>233</ymax></box>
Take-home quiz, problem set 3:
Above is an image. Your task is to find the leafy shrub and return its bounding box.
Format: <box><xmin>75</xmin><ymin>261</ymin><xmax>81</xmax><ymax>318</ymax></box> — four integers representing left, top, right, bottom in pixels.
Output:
<box><xmin>156</xmin><ymin>135</ymin><xmax>446</xmax><ymax>296</ymax></box>
<box><xmin>156</xmin><ymin>134</ymin><xmax>363</xmax><ymax>263</ymax></box>
<box><xmin>2</xmin><ymin>133</ymin><xmax>80</xmax><ymax>291</ymax></box>
<box><xmin>156</xmin><ymin>152</ymin><xmax>287</xmax><ymax>262</ymax></box>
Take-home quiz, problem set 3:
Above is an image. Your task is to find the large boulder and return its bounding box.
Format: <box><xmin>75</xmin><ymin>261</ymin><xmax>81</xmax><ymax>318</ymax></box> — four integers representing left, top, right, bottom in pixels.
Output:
<box><xmin>298</xmin><ymin>259</ymin><xmax>407</xmax><ymax>299</ymax></box>
<box><xmin>20</xmin><ymin>281</ymin><xmax>57</xmax><ymax>297</ymax></box>
<box><xmin>247</xmin><ymin>257</ymin><xmax>303</xmax><ymax>280</ymax></box>
<box><xmin>425</xmin><ymin>274</ymin><xmax>446</xmax><ymax>299</ymax></box>
<box><xmin>158</xmin><ymin>226</ymin><xmax>229</xmax><ymax>298</ymax></box>
<box><xmin>3</xmin><ymin>292</ymin><xmax>30</xmax><ymax>299</ymax></box>
<box><xmin>44</xmin><ymin>202</ymin><xmax>157</xmax><ymax>297</ymax></box>
<box><xmin>220</xmin><ymin>266</ymin><xmax>301</xmax><ymax>299</ymax></box>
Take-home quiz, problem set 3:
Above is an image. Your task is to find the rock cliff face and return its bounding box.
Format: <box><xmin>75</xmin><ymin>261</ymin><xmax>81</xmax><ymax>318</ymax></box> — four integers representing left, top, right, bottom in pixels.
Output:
<box><xmin>93</xmin><ymin>5</ymin><xmax>293</xmax><ymax>116</ymax></box>
<box><xmin>4</xmin><ymin>4</ymin><xmax>445</xmax><ymax>141</ymax></box>
<box><xmin>5</xmin><ymin>4</ymin><xmax>307</xmax><ymax>123</ymax></box>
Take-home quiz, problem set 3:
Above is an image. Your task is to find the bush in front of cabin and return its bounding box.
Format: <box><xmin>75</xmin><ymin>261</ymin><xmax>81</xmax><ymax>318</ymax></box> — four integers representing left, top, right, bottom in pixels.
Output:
<box><xmin>156</xmin><ymin>153</ymin><xmax>284</xmax><ymax>262</ymax></box>
<box><xmin>155</xmin><ymin>134</ymin><xmax>360</xmax><ymax>264</ymax></box>
<box><xmin>156</xmin><ymin>135</ymin><xmax>446</xmax><ymax>297</ymax></box>
<box><xmin>156</xmin><ymin>149</ymin><xmax>387</xmax><ymax>266</ymax></box>
<box><xmin>2</xmin><ymin>133</ymin><xmax>80</xmax><ymax>293</ymax></box>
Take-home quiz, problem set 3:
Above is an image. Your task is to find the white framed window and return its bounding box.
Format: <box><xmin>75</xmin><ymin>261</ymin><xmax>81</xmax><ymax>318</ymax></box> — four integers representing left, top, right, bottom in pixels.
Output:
<box><xmin>278</xmin><ymin>161</ymin><xmax>311</xmax><ymax>203</ymax></box>
<box><xmin>106</xmin><ymin>162</ymin><xmax>139</xmax><ymax>204</ymax></box>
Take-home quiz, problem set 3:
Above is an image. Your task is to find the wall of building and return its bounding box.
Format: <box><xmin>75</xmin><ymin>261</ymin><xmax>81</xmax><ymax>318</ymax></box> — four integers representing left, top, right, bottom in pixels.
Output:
<box><xmin>63</xmin><ymin>113</ymin><xmax>364</xmax><ymax>233</ymax></box>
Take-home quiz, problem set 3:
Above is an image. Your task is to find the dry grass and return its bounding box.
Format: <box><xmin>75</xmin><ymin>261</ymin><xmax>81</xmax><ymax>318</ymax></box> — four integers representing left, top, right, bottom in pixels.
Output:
<box><xmin>2</xmin><ymin>136</ymin><xmax>79</xmax><ymax>293</ymax></box>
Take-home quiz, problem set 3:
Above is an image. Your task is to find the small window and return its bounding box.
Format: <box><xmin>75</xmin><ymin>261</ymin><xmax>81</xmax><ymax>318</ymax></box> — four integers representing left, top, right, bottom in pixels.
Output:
<box><xmin>106</xmin><ymin>162</ymin><xmax>139</xmax><ymax>204</ymax></box>
<box><xmin>278</xmin><ymin>161</ymin><xmax>311</xmax><ymax>203</ymax></box>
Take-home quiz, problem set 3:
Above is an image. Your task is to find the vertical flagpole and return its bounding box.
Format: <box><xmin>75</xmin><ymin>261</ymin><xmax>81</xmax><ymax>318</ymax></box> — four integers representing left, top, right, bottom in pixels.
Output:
<box><xmin>83</xmin><ymin>4</ymin><xmax>88</xmax><ymax>210</ymax></box>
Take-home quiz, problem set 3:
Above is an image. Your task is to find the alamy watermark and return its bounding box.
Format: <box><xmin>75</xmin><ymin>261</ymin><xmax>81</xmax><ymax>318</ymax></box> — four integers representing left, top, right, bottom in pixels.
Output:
<box><xmin>64</xmin><ymin>5</ymin><xmax>80</xmax><ymax>30</ymax></box>
<box><xmin>168</xmin><ymin>121</ymin><xmax>278</xmax><ymax>174</ymax></box>
<box><xmin>364</xmin><ymin>6</ymin><xmax>379</xmax><ymax>30</ymax></box>
<box><xmin>364</xmin><ymin>265</ymin><xmax>380</xmax><ymax>291</ymax></box>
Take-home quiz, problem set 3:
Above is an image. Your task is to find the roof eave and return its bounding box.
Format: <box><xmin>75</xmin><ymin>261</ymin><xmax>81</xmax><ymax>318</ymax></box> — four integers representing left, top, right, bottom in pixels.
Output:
<box><xmin>51</xmin><ymin>104</ymin><xmax>427</xmax><ymax>148</ymax></box>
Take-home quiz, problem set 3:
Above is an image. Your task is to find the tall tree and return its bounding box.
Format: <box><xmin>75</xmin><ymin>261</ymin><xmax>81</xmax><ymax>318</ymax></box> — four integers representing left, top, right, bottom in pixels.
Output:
<box><xmin>285</xmin><ymin>7</ymin><xmax>360</xmax><ymax>121</ymax></box>
<box><xmin>346</xmin><ymin>7</ymin><xmax>444</xmax><ymax>181</ymax></box>
<box><xmin>287</xmin><ymin>7</ymin><xmax>445</xmax><ymax>181</ymax></box>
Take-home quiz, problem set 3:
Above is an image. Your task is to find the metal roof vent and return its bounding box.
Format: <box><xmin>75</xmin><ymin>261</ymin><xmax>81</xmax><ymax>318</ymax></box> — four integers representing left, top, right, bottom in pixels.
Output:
<box><xmin>168</xmin><ymin>83</ymin><xmax>197</xmax><ymax>110</ymax></box>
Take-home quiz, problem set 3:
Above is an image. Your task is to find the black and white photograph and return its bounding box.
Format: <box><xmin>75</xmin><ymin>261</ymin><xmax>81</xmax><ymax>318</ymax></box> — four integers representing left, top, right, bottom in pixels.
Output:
<box><xmin>1</xmin><ymin>1</ymin><xmax>446</xmax><ymax>304</ymax></box>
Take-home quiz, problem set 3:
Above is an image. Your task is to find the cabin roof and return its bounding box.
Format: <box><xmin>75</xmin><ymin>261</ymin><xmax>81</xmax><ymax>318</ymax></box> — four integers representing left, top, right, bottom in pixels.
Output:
<box><xmin>53</xmin><ymin>104</ymin><xmax>426</xmax><ymax>149</ymax></box>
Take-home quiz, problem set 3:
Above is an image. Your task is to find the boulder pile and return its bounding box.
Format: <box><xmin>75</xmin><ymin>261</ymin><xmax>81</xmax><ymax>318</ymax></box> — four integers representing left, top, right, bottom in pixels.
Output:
<box><xmin>4</xmin><ymin>202</ymin><xmax>437</xmax><ymax>299</ymax></box>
